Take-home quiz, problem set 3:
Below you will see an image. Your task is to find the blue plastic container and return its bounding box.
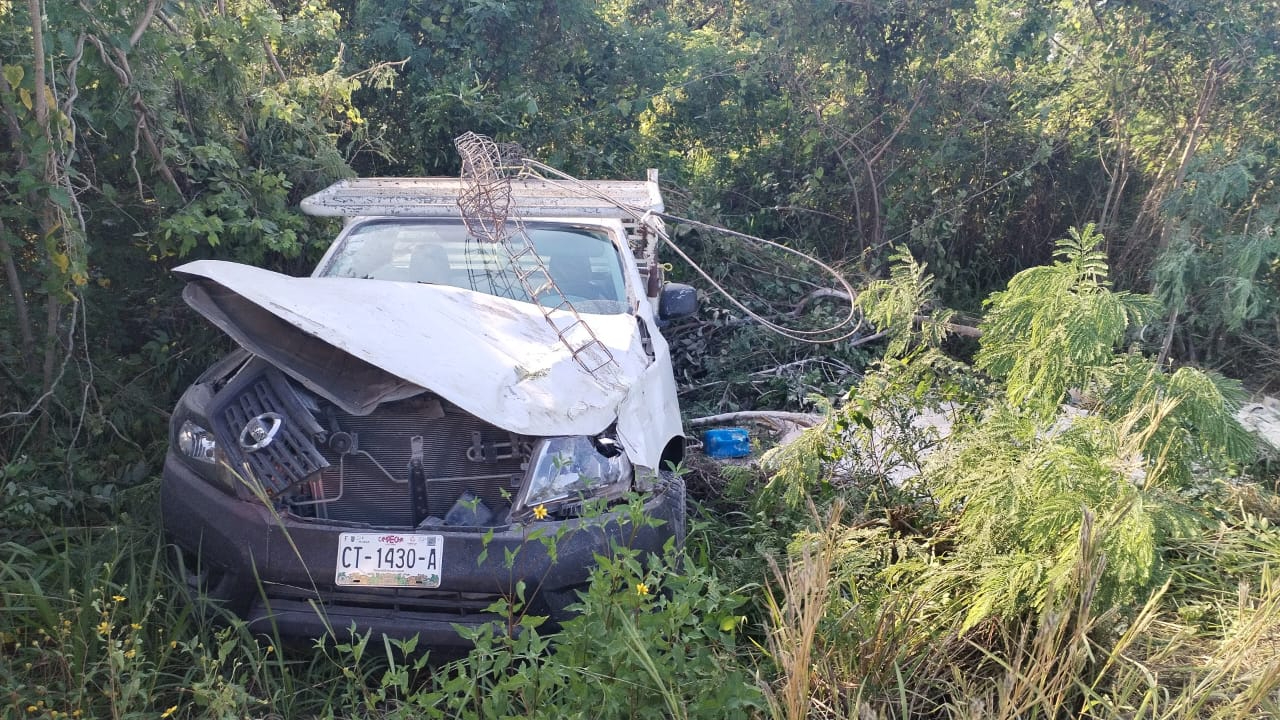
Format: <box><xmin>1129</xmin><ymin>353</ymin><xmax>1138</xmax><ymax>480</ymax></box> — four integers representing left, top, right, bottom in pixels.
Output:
<box><xmin>703</xmin><ymin>427</ymin><xmax>751</xmax><ymax>458</ymax></box>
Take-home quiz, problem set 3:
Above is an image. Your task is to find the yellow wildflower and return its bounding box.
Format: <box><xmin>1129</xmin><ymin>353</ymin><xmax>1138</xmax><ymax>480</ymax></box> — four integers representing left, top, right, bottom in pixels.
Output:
<box><xmin>26</xmin><ymin>706</ymin><xmax>37</xmax><ymax>713</ymax></box>
<box><xmin>112</xmin><ymin>595</ymin><xmax>126</xmax><ymax>603</ymax></box>
<box><xmin>532</xmin><ymin>504</ymin><xmax>548</xmax><ymax>520</ymax></box>
<box><xmin>636</xmin><ymin>582</ymin><xmax>650</xmax><ymax>596</ymax></box>
<box><xmin>160</xmin><ymin>706</ymin><xmax>178</xmax><ymax>719</ymax></box>
<box><xmin>96</xmin><ymin>621</ymin><xmax>110</xmax><ymax>636</ymax></box>
<box><xmin>124</xmin><ymin>649</ymin><xmax>136</xmax><ymax>659</ymax></box>
<box><xmin>130</xmin><ymin>623</ymin><xmax>142</xmax><ymax>631</ymax></box>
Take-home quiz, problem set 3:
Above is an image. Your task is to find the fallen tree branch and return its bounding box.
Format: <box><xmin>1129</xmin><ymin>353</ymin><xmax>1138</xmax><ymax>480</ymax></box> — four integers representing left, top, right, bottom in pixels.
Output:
<box><xmin>791</xmin><ymin>287</ymin><xmax>857</xmax><ymax>317</ymax></box>
<box><xmin>748</xmin><ymin>356</ymin><xmax>859</xmax><ymax>377</ymax></box>
<box><xmin>687</xmin><ymin>411</ymin><xmax>823</xmax><ymax>429</ymax></box>
<box><xmin>933</xmin><ymin>318</ymin><xmax>982</xmax><ymax>339</ymax></box>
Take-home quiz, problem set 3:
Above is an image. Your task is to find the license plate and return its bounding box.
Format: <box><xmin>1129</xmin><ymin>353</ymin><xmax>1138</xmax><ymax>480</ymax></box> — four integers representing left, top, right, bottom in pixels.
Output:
<box><xmin>335</xmin><ymin>532</ymin><xmax>442</xmax><ymax>588</ymax></box>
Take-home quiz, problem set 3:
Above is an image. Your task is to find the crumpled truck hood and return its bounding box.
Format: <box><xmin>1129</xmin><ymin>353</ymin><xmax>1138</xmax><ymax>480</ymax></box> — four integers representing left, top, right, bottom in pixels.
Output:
<box><xmin>175</xmin><ymin>260</ymin><xmax>675</xmax><ymax>467</ymax></box>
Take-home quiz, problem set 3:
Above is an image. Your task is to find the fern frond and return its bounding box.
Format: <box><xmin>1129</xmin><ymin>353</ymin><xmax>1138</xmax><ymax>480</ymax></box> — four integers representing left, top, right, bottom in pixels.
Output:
<box><xmin>1055</xmin><ymin>224</ymin><xmax>1112</xmax><ymax>287</ymax></box>
<box><xmin>920</xmin><ymin>405</ymin><xmax>1201</xmax><ymax>628</ymax></box>
<box><xmin>854</xmin><ymin>246</ymin><xmax>951</xmax><ymax>358</ymax></box>
<box><xmin>1102</xmin><ymin>354</ymin><xmax>1255</xmax><ymax>487</ymax></box>
<box><xmin>977</xmin><ymin>224</ymin><xmax>1159</xmax><ymax>417</ymax></box>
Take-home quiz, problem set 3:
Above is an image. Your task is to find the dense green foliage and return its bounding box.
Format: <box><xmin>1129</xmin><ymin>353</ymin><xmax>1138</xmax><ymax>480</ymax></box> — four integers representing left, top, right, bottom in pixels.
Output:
<box><xmin>7</xmin><ymin>0</ymin><xmax>1280</xmax><ymax>465</ymax></box>
<box><xmin>3</xmin><ymin>0</ymin><xmax>1280</xmax><ymax>717</ymax></box>
<box><xmin>772</xmin><ymin>234</ymin><xmax>1257</xmax><ymax>622</ymax></box>
<box><xmin>756</xmin><ymin>237</ymin><xmax>1278</xmax><ymax>715</ymax></box>
<box><xmin>975</xmin><ymin>225</ymin><xmax>1159</xmax><ymax>417</ymax></box>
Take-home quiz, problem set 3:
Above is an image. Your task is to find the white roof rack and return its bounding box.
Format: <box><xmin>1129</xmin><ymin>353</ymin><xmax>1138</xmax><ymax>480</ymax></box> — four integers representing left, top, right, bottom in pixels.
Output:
<box><xmin>300</xmin><ymin>175</ymin><xmax>663</xmax><ymax>219</ymax></box>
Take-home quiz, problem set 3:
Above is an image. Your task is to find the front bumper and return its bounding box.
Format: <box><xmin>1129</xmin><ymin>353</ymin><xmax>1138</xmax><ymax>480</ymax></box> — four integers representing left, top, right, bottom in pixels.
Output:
<box><xmin>161</xmin><ymin>451</ymin><xmax>684</xmax><ymax>647</ymax></box>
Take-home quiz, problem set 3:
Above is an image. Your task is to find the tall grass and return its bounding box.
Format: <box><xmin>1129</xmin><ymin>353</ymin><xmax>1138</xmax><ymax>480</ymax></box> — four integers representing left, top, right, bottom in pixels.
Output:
<box><xmin>1</xmin><ymin>491</ymin><xmax>763</xmax><ymax>719</ymax></box>
<box><xmin>0</xmin><ymin>521</ymin><xmax>306</xmax><ymax>719</ymax></box>
<box><xmin>755</xmin><ymin>492</ymin><xmax>1280</xmax><ymax>719</ymax></box>
<box><xmin>2</xmin><ymin>469</ymin><xmax>1276</xmax><ymax>719</ymax></box>
<box><xmin>762</xmin><ymin>501</ymin><xmax>840</xmax><ymax>720</ymax></box>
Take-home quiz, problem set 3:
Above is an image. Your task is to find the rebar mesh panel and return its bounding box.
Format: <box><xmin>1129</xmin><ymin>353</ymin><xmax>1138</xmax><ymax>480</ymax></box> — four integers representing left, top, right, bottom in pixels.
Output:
<box><xmin>453</xmin><ymin>132</ymin><xmax>618</xmax><ymax>377</ymax></box>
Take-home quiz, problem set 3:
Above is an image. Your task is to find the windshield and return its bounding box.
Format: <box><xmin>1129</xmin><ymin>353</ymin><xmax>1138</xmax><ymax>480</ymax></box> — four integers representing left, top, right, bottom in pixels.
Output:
<box><xmin>319</xmin><ymin>220</ymin><xmax>630</xmax><ymax>314</ymax></box>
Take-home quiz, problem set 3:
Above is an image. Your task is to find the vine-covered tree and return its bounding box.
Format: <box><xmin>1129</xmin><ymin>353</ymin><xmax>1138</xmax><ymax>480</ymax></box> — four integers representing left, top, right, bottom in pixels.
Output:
<box><xmin>0</xmin><ymin>0</ymin><xmax>378</xmax><ymax>496</ymax></box>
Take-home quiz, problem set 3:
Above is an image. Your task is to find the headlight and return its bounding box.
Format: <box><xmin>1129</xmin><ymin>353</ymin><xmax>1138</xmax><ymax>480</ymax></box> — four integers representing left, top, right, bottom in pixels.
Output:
<box><xmin>177</xmin><ymin>420</ymin><xmax>218</xmax><ymax>463</ymax></box>
<box><xmin>513</xmin><ymin>436</ymin><xmax>632</xmax><ymax>518</ymax></box>
<box><xmin>175</xmin><ymin>419</ymin><xmax>241</xmax><ymax>495</ymax></box>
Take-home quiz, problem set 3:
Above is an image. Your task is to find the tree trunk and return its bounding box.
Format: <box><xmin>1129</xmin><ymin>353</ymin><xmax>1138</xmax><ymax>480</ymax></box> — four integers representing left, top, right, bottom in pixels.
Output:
<box><xmin>27</xmin><ymin>0</ymin><xmax>65</xmax><ymax>436</ymax></box>
<box><xmin>1119</xmin><ymin>62</ymin><xmax>1224</xmax><ymax>274</ymax></box>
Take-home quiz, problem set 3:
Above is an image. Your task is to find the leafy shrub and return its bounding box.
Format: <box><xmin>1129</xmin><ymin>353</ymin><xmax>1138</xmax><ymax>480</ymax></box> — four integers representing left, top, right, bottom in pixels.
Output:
<box><xmin>975</xmin><ymin>224</ymin><xmax>1159</xmax><ymax>418</ymax></box>
<box><xmin>767</xmin><ymin>226</ymin><xmax>1262</xmax><ymax>634</ymax></box>
<box><xmin>298</xmin><ymin>493</ymin><xmax>764</xmax><ymax>719</ymax></box>
<box><xmin>762</xmin><ymin>348</ymin><xmax>986</xmax><ymax>509</ymax></box>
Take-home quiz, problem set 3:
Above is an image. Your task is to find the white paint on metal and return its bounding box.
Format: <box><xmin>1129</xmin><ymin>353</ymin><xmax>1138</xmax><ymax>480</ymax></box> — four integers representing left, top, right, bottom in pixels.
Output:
<box><xmin>300</xmin><ymin>177</ymin><xmax>663</xmax><ymax>219</ymax></box>
<box><xmin>174</xmin><ymin>260</ymin><xmax>681</xmax><ymax>469</ymax></box>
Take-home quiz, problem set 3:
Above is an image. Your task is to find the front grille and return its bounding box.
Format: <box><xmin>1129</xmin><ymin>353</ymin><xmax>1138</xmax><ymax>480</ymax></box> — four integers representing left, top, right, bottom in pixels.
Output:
<box><xmin>210</xmin><ymin>368</ymin><xmax>329</xmax><ymax>495</ymax></box>
<box><xmin>307</xmin><ymin>395</ymin><xmax>527</xmax><ymax>528</ymax></box>
<box><xmin>207</xmin><ymin>362</ymin><xmax>527</xmax><ymax>528</ymax></box>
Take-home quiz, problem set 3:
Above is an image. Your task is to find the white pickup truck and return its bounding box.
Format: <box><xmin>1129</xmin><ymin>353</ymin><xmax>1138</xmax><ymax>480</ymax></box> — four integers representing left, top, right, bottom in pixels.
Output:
<box><xmin>161</xmin><ymin>173</ymin><xmax>695</xmax><ymax>644</ymax></box>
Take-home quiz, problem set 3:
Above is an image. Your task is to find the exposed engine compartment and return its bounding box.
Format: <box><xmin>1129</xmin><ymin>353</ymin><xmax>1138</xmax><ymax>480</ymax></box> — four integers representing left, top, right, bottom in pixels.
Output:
<box><xmin>207</xmin><ymin>360</ymin><xmax>530</xmax><ymax>529</ymax></box>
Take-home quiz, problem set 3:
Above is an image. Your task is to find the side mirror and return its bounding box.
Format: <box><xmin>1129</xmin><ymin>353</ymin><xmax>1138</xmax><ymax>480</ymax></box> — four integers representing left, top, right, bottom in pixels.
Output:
<box><xmin>658</xmin><ymin>283</ymin><xmax>698</xmax><ymax>321</ymax></box>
